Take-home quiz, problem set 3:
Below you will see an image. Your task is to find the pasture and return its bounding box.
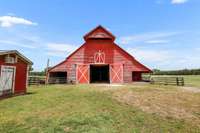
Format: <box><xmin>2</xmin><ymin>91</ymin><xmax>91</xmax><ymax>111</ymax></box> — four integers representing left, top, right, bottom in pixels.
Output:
<box><xmin>183</xmin><ymin>75</ymin><xmax>200</xmax><ymax>87</ymax></box>
<box><xmin>0</xmin><ymin>82</ymin><xmax>200</xmax><ymax>133</ymax></box>
<box><xmin>146</xmin><ymin>75</ymin><xmax>200</xmax><ymax>87</ymax></box>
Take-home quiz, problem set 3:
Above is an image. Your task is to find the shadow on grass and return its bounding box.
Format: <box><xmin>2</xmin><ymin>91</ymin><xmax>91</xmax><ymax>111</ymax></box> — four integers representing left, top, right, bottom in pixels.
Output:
<box><xmin>0</xmin><ymin>92</ymin><xmax>37</xmax><ymax>101</ymax></box>
<box><xmin>25</xmin><ymin>92</ymin><xmax>37</xmax><ymax>95</ymax></box>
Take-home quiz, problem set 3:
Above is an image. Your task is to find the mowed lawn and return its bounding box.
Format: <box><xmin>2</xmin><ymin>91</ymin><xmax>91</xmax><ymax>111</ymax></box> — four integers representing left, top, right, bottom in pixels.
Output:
<box><xmin>183</xmin><ymin>75</ymin><xmax>200</xmax><ymax>88</ymax></box>
<box><xmin>0</xmin><ymin>84</ymin><xmax>200</xmax><ymax>133</ymax></box>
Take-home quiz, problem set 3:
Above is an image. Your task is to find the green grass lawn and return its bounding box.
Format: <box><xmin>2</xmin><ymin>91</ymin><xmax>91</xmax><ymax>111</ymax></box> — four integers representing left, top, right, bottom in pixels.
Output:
<box><xmin>183</xmin><ymin>75</ymin><xmax>200</xmax><ymax>87</ymax></box>
<box><xmin>0</xmin><ymin>84</ymin><xmax>200</xmax><ymax>133</ymax></box>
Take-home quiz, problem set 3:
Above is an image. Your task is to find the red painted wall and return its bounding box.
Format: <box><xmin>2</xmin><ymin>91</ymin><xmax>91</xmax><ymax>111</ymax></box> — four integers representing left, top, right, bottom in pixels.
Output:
<box><xmin>49</xmin><ymin>26</ymin><xmax>151</xmax><ymax>83</ymax></box>
<box><xmin>49</xmin><ymin>39</ymin><xmax>150</xmax><ymax>83</ymax></box>
<box><xmin>0</xmin><ymin>54</ymin><xmax>28</xmax><ymax>95</ymax></box>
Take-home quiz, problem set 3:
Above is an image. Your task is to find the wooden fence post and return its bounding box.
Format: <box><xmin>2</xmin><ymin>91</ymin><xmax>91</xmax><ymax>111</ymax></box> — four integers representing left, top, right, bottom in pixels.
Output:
<box><xmin>176</xmin><ymin>77</ymin><xmax>179</xmax><ymax>86</ymax></box>
<box><xmin>181</xmin><ymin>77</ymin><xmax>184</xmax><ymax>86</ymax></box>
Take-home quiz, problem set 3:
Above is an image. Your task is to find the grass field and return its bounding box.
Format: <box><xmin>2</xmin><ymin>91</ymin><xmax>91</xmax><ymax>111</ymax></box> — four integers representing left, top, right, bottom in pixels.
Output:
<box><xmin>183</xmin><ymin>75</ymin><xmax>200</xmax><ymax>87</ymax></box>
<box><xmin>148</xmin><ymin>75</ymin><xmax>200</xmax><ymax>88</ymax></box>
<box><xmin>0</xmin><ymin>84</ymin><xmax>200</xmax><ymax>133</ymax></box>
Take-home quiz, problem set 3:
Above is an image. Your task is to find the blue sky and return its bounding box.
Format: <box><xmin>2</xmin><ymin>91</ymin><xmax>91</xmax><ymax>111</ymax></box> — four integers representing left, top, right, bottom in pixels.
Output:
<box><xmin>0</xmin><ymin>0</ymin><xmax>200</xmax><ymax>71</ymax></box>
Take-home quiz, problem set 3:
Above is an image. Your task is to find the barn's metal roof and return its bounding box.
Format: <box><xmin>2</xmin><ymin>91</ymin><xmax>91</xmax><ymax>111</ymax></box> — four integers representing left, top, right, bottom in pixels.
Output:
<box><xmin>0</xmin><ymin>50</ymin><xmax>33</xmax><ymax>65</ymax></box>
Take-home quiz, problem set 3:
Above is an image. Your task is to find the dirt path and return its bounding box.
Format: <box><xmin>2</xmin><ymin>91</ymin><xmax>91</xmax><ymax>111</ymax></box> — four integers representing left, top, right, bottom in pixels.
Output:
<box><xmin>181</xmin><ymin>86</ymin><xmax>200</xmax><ymax>93</ymax></box>
<box><xmin>112</xmin><ymin>86</ymin><xmax>200</xmax><ymax>127</ymax></box>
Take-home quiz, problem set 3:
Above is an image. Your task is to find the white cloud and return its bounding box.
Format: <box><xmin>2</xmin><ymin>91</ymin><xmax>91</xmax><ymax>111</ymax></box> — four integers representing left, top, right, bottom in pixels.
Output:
<box><xmin>171</xmin><ymin>0</ymin><xmax>188</xmax><ymax>4</ymax></box>
<box><xmin>145</xmin><ymin>40</ymin><xmax>169</xmax><ymax>44</ymax></box>
<box><xmin>47</xmin><ymin>43</ymin><xmax>78</xmax><ymax>57</ymax></box>
<box><xmin>119</xmin><ymin>32</ymin><xmax>178</xmax><ymax>44</ymax></box>
<box><xmin>47</xmin><ymin>43</ymin><xmax>77</xmax><ymax>53</ymax></box>
<box><xmin>0</xmin><ymin>40</ymin><xmax>36</xmax><ymax>49</ymax></box>
<box><xmin>0</xmin><ymin>16</ymin><xmax>37</xmax><ymax>28</ymax></box>
<box><xmin>46</xmin><ymin>51</ymin><xmax>68</xmax><ymax>57</ymax></box>
<box><xmin>127</xmin><ymin>48</ymin><xmax>171</xmax><ymax>62</ymax></box>
<box><xmin>127</xmin><ymin>47</ymin><xmax>200</xmax><ymax>70</ymax></box>
<box><xmin>171</xmin><ymin>56</ymin><xmax>200</xmax><ymax>70</ymax></box>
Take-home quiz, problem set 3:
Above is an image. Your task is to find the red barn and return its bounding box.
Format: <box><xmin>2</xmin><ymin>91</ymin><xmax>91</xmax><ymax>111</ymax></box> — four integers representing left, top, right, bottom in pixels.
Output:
<box><xmin>0</xmin><ymin>50</ymin><xmax>33</xmax><ymax>97</ymax></box>
<box><xmin>48</xmin><ymin>26</ymin><xmax>151</xmax><ymax>84</ymax></box>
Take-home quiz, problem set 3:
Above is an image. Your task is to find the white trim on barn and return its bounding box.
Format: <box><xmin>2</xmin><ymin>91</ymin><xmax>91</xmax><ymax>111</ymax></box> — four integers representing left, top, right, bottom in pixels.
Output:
<box><xmin>0</xmin><ymin>65</ymin><xmax>16</xmax><ymax>95</ymax></box>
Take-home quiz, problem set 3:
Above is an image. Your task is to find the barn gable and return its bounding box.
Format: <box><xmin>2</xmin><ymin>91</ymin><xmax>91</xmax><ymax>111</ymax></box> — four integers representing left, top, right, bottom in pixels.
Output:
<box><xmin>84</xmin><ymin>25</ymin><xmax>115</xmax><ymax>41</ymax></box>
<box><xmin>65</xmin><ymin>42</ymin><xmax>150</xmax><ymax>71</ymax></box>
<box><xmin>48</xmin><ymin>26</ymin><xmax>151</xmax><ymax>84</ymax></box>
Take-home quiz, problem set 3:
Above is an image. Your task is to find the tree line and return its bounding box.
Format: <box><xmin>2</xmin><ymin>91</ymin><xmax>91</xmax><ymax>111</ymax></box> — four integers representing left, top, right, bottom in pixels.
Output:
<box><xmin>29</xmin><ymin>67</ymin><xmax>49</xmax><ymax>76</ymax></box>
<box><xmin>30</xmin><ymin>71</ymin><xmax>46</xmax><ymax>76</ymax></box>
<box><xmin>152</xmin><ymin>68</ymin><xmax>200</xmax><ymax>75</ymax></box>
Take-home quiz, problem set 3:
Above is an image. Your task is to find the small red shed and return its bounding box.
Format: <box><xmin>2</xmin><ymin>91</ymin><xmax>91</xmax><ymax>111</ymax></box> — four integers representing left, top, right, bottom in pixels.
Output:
<box><xmin>48</xmin><ymin>25</ymin><xmax>151</xmax><ymax>84</ymax></box>
<box><xmin>0</xmin><ymin>50</ymin><xmax>33</xmax><ymax>97</ymax></box>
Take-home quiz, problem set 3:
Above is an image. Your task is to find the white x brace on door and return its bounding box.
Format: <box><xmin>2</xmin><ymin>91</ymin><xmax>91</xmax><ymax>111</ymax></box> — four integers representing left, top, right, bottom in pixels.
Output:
<box><xmin>0</xmin><ymin>66</ymin><xmax>16</xmax><ymax>95</ymax></box>
<box><xmin>76</xmin><ymin>64</ymin><xmax>89</xmax><ymax>84</ymax></box>
<box><xmin>110</xmin><ymin>64</ymin><xmax>123</xmax><ymax>83</ymax></box>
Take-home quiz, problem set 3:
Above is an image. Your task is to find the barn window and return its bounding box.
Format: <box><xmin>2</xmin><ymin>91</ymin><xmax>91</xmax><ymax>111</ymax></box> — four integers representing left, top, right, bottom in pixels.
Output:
<box><xmin>90</xmin><ymin>65</ymin><xmax>109</xmax><ymax>83</ymax></box>
<box><xmin>48</xmin><ymin>72</ymin><xmax>67</xmax><ymax>84</ymax></box>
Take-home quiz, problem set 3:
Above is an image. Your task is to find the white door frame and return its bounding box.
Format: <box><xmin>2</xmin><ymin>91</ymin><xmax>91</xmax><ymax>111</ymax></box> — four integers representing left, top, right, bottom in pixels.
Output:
<box><xmin>0</xmin><ymin>65</ymin><xmax>16</xmax><ymax>94</ymax></box>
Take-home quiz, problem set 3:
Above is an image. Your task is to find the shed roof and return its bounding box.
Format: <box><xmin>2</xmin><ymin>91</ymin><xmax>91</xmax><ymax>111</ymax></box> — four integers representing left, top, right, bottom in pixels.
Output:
<box><xmin>0</xmin><ymin>50</ymin><xmax>33</xmax><ymax>65</ymax></box>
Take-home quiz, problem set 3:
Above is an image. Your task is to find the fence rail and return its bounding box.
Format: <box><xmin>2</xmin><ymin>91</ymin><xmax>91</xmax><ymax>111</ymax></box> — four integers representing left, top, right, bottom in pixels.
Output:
<box><xmin>149</xmin><ymin>76</ymin><xmax>184</xmax><ymax>86</ymax></box>
<box><xmin>28</xmin><ymin>75</ymin><xmax>184</xmax><ymax>86</ymax></box>
<box><xmin>142</xmin><ymin>75</ymin><xmax>151</xmax><ymax>82</ymax></box>
<box><xmin>28</xmin><ymin>76</ymin><xmax>69</xmax><ymax>85</ymax></box>
<box><xmin>48</xmin><ymin>77</ymin><xmax>67</xmax><ymax>84</ymax></box>
<box><xmin>28</xmin><ymin>76</ymin><xmax>46</xmax><ymax>85</ymax></box>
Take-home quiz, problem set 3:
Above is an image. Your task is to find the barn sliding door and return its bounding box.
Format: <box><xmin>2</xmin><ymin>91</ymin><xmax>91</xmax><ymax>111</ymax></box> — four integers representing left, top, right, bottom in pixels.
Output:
<box><xmin>0</xmin><ymin>66</ymin><xmax>15</xmax><ymax>96</ymax></box>
<box><xmin>76</xmin><ymin>64</ymin><xmax>89</xmax><ymax>84</ymax></box>
<box><xmin>110</xmin><ymin>64</ymin><xmax>123</xmax><ymax>83</ymax></box>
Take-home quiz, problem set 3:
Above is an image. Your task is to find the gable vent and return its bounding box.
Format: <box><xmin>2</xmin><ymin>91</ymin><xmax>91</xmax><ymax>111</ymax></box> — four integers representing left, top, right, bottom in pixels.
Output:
<box><xmin>5</xmin><ymin>56</ymin><xmax>16</xmax><ymax>64</ymax></box>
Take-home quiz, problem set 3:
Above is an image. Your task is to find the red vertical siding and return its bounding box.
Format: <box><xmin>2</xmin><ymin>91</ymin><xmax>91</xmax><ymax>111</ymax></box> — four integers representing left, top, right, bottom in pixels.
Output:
<box><xmin>14</xmin><ymin>58</ymin><xmax>28</xmax><ymax>93</ymax></box>
<box><xmin>49</xmin><ymin>40</ymin><xmax>148</xmax><ymax>83</ymax></box>
<box><xmin>0</xmin><ymin>54</ymin><xmax>28</xmax><ymax>95</ymax></box>
<box><xmin>48</xmin><ymin>26</ymin><xmax>151</xmax><ymax>83</ymax></box>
